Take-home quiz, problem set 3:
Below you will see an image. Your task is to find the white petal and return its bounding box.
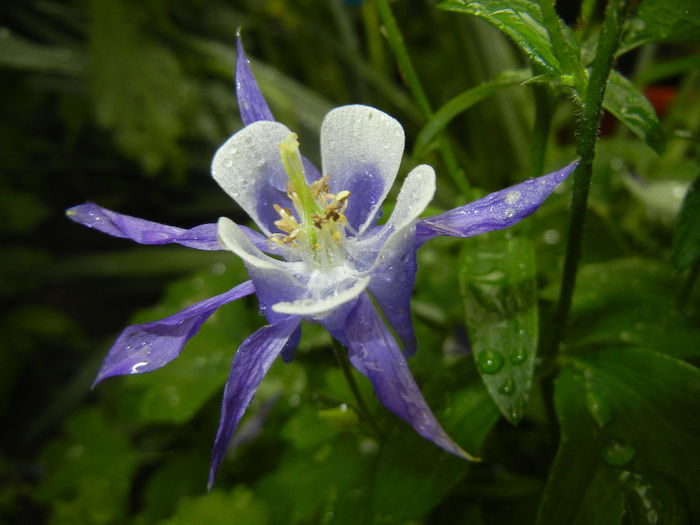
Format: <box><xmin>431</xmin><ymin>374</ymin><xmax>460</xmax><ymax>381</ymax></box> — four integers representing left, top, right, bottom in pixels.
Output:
<box><xmin>217</xmin><ymin>218</ymin><xmax>307</xmax><ymax>320</ymax></box>
<box><xmin>211</xmin><ymin>121</ymin><xmax>295</xmax><ymax>236</ymax></box>
<box><xmin>349</xmin><ymin>164</ymin><xmax>436</xmax><ymax>268</ymax></box>
<box><xmin>320</xmin><ymin>105</ymin><xmax>405</xmax><ymax>234</ymax></box>
<box><xmin>272</xmin><ymin>276</ymin><xmax>370</xmax><ymax>317</ymax></box>
<box><xmin>384</xmin><ymin>164</ymin><xmax>436</xmax><ymax>233</ymax></box>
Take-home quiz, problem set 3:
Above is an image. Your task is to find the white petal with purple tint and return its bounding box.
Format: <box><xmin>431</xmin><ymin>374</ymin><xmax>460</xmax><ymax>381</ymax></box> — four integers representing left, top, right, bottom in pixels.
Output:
<box><xmin>321</xmin><ymin>105</ymin><xmax>405</xmax><ymax>234</ymax></box>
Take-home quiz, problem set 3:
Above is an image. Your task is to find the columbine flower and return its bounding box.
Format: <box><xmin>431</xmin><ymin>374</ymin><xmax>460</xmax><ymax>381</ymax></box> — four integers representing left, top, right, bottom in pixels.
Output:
<box><xmin>67</xmin><ymin>34</ymin><xmax>577</xmax><ymax>488</ymax></box>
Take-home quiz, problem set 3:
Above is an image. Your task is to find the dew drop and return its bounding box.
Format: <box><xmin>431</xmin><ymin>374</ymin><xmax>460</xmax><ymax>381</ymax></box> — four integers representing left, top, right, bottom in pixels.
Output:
<box><xmin>585</xmin><ymin>388</ymin><xmax>612</xmax><ymax>427</ymax></box>
<box><xmin>477</xmin><ymin>349</ymin><xmax>504</xmax><ymax>374</ymax></box>
<box><xmin>602</xmin><ymin>438</ymin><xmax>635</xmax><ymax>466</ymax></box>
<box><xmin>510</xmin><ymin>348</ymin><xmax>527</xmax><ymax>365</ymax></box>
<box><xmin>504</xmin><ymin>208</ymin><xmax>515</xmax><ymax>218</ymax></box>
<box><xmin>499</xmin><ymin>378</ymin><xmax>516</xmax><ymax>395</ymax></box>
<box><xmin>505</xmin><ymin>190</ymin><xmax>521</xmax><ymax>204</ymax></box>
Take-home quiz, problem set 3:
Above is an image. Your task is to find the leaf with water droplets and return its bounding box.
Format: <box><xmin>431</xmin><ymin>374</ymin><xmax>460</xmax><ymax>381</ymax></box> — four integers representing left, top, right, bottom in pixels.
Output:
<box><xmin>602</xmin><ymin>70</ymin><xmax>665</xmax><ymax>154</ymax></box>
<box><xmin>458</xmin><ymin>233</ymin><xmax>538</xmax><ymax>424</ymax></box>
<box><xmin>438</xmin><ymin>0</ymin><xmax>564</xmax><ymax>74</ymax></box>
<box><xmin>537</xmin><ymin>347</ymin><xmax>700</xmax><ymax>524</ymax></box>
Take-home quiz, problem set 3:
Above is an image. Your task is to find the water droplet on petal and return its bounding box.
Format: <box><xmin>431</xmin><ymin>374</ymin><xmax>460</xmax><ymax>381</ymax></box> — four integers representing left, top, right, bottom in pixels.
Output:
<box><xmin>477</xmin><ymin>349</ymin><xmax>504</xmax><ymax>374</ymax></box>
<box><xmin>504</xmin><ymin>208</ymin><xmax>515</xmax><ymax>218</ymax></box>
<box><xmin>505</xmin><ymin>190</ymin><xmax>521</xmax><ymax>204</ymax></box>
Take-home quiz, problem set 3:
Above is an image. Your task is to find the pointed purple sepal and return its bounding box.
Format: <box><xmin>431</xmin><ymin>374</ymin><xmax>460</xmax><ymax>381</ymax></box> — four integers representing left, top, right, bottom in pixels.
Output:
<box><xmin>236</xmin><ymin>32</ymin><xmax>274</xmax><ymax>125</ymax></box>
<box><xmin>208</xmin><ymin>316</ymin><xmax>301</xmax><ymax>489</ymax></box>
<box><xmin>93</xmin><ymin>281</ymin><xmax>255</xmax><ymax>386</ymax></box>
<box><xmin>66</xmin><ymin>202</ymin><xmax>221</xmax><ymax>250</ymax></box>
<box><xmin>416</xmin><ymin>160</ymin><xmax>578</xmax><ymax>247</ymax></box>
<box><xmin>67</xmin><ymin>202</ymin><xmax>272</xmax><ymax>252</ymax></box>
<box><xmin>345</xmin><ymin>294</ymin><xmax>473</xmax><ymax>459</ymax></box>
<box><xmin>367</xmin><ymin>236</ymin><xmax>418</xmax><ymax>356</ymax></box>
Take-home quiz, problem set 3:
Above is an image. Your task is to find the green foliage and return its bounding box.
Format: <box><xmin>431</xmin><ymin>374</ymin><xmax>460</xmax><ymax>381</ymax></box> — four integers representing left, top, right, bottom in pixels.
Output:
<box><xmin>602</xmin><ymin>70</ymin><xmax>665</xmax><ymax>154</ymax></box>
<box><xmin>621</xmin><ymin>0</ymin><xmax>700</xmax><ymax>51</ymax></box>
<box><xmin>672</xmin><ymin>175</ymin><xmax>700</xmax><ymax>270</ymax></box>
<box><xmin>538</xmin><ymin>348</ymin><xmax>700</xmax><ymax>524</ymax></box>
<box><xmin>459</xmin><ymin>235</ymin><xmax>538</xmax><ymax>424</ymax></box>
<box><xmin>439</xmin><ymin>0</ymin><xmax>562</xmax><ymax>74</ymax></box>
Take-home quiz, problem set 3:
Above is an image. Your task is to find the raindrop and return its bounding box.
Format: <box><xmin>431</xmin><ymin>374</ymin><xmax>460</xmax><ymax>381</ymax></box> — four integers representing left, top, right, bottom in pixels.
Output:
<box><xmin>510</xmin><ymin>348</ymin><xmax>527</xmax><ymax>365</ymax></box>
<box><xmin>504</xmin><ymin>208</ymin><xmax>515</xmax><ymax>218</ymax></box>
<box><xmin>585</xmin><ymin>388</ymin><xmax>612</xmax><ymax>427</ymax></box>
<box><xmin>477</xmin><ymin>349</ymin><xmax>504</xmax><ymax>374</ymax></box>
<box><xmin>505</xmin><ymin>190</ymin><xmax>521</xmax><ymax>204</ymax></box>
<box><xmin>602</xmin><ymin>438</ymin><xmax>635</xmax><ymax>466</ymax></box>
<box><xmin>256</xmin><ymin>158</ymin><xmax>266</xmax><ymax>168</ymax></box>
<box><xmin>499</xmin><ymin>378</ymin><xmax>516</xmax><ymax>395</ymax></box>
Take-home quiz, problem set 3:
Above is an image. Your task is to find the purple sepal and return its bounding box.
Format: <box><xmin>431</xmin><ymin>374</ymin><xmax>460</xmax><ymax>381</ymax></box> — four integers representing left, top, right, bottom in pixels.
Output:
<box><xmin>416</xmin><ymin>161</ymin><xmax>578</xmax><ymax>247</ymax></box>
<box><xmin>367</xmin><ymin>233</ymin><xmax>418</xmax><ymax>356</ymax></box>
<box><xmin>345</xmin><ymin>294</ymin><xmax>468</xmax><ymax>459</ymax></box>
<box><xmin>67</xmin><ymin>202</ymin><xmax>222</xmax><ymax>250</ymax></box>
<box><xmin>208</xmin><ymin>316</ymin><xmax>301</xmax><ymax>489</ymax></box>
<box><xmin>281</xmin><ymin>324</ymin><xmax>301</xmax><ymax>363</ymax></box>
<box><xmin>236</xmin><ymin>32</ymin><xmax>274</xmax><ymax>125</ymax></box>
<box><xmin>93</xmin><ymin>281</ymin><xmax>255</xmax><ymax>386</ymax></box>
<box><xmin>66</xmin><ymin>202</ymin><xmax>273</xmax><ymax>253</ymax></box>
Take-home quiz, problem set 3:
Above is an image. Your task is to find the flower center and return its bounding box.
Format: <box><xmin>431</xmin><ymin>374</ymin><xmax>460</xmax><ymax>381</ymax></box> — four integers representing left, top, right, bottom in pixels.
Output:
<box><xmin>268</xmin><ymin>134</ymin><xmax>351</xmax><ymax>269</ymax></box>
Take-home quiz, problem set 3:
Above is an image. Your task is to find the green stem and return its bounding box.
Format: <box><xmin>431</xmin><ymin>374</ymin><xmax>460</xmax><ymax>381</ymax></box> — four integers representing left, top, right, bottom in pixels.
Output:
<box><xmin>331</xmin><ymin>339</ymin><xmax>385</xmax><ymax>440</ymax></box>
<box><xmin>551</xmin><ymin>0</ymin><xmax>626</xmax><ymax>352</ymax></box>
<box><xmin>374</xmin><ymin>0</ymin><xmax>471</xmax><ymax>197</ymax></box>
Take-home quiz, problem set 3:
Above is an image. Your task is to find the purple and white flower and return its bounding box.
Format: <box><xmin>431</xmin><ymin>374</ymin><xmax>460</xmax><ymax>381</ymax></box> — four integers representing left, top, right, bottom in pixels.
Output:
<box><xmin>67</xmin><ymin>35</ymin><xmax>577</xmax><ymax>488</ymax></box>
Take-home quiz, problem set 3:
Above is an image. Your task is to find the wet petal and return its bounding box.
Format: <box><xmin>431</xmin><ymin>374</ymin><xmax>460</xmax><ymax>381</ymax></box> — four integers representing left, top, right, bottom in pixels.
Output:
<box><xmin>236</xmin><ymin>32</ymin><xmax>274</xmax><ymax>125</ymax></box>
<box><xmin>345</xmin><ymin>294</ymin><xmax>477</xmax><ymax>460</ymax></box>
<box><xmin>416</xmin><ymin>160</ymin><xmax>578</xmax><ymax>246</ymax></box>
<box><xmin>66</xmin><ymin>202</ymin><xmax>221</xmax><ymax>250</ymax></box>
<box><xmin>280</xmin><ymin>324</ymin><xmax>301</xmax><ymax>363</ymax></box>
<box><xmin>217</xmin><ymin>217</ymin><xmax>307</xmax><ymax>323</ymax></box>
<box><xmin>93</xmin><ymin>281</ymin><xmax>255</xmax><ymax>386</ymax></box>
<box><xmin>351</xmin><ymin>164</ymin><xmax>436</xmax><ymax>355</ymax></box>
<box><xmin>212</xmin><ymin>121</ymin><xmax>299</xmax><ymax>235</ymax></box>
<box><xmin>208</xmin><ymin>316</ymin><xmax>301</xmax><ymax>489</ymax></box>
<box><xmin>272</xmin><ymin>276</ymin><xmax>370</xmax><ymax>317</ymax></box>
<box><xmin>320</xmin><ymin>105</ymin><xmax>405</xmax><ymax>234</ymax></box>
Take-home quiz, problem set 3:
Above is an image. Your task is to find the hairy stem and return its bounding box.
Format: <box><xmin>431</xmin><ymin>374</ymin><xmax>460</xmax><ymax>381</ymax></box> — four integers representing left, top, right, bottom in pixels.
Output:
<box><xmin>551</xmin><ymin>0</ymin><xmax>627</xmax><ymax>351</ymax></box>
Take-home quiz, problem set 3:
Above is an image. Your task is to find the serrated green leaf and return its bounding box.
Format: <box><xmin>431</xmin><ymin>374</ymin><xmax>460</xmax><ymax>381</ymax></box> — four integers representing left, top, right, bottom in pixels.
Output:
<box><xmin>458</xmin><ymin>235</ymin><xmax>538</xmax><ymax>424</ymax></box>
<box><xmin>439</xmin><ymin>0</ymin><xmax>561</xmax><ymax>74</ymax></box>
<box><xmin>565</xmin><ymin>258</ymin><xmax>700</xmax><ymax>358</ymax></box>
<box><xmin>538</xmin><ymin>347</ymin><xmax>700</xmax><ymax>523</ymax></box>
<box><xmin>413</xmin><ymin>69</ymin><xmax>532</xmax><ymax>157</ymax></box>
<box><xmin>672</xmin><ymin>175</ymin><xmax>700</xmax><ymax>270</ymax></box>
<box><xmin>602</xmin><ymin>70</ymin><xmax>665</xmax><ymax>154</ymax></box>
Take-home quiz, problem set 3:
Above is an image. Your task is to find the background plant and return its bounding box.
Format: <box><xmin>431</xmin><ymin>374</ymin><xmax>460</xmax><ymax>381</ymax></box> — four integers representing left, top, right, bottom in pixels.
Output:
<box><xmin>1</xmin><ymin>0</ymin><xmax>698</xmax><ymax>523</ymax></box>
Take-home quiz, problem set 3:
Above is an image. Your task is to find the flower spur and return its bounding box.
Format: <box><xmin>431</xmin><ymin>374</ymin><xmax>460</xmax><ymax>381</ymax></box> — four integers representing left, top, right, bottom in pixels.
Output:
<box><xmin>67</xmin><ymin>34</ymin><xmax>577</xmax><ymax>488</ymax></box>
